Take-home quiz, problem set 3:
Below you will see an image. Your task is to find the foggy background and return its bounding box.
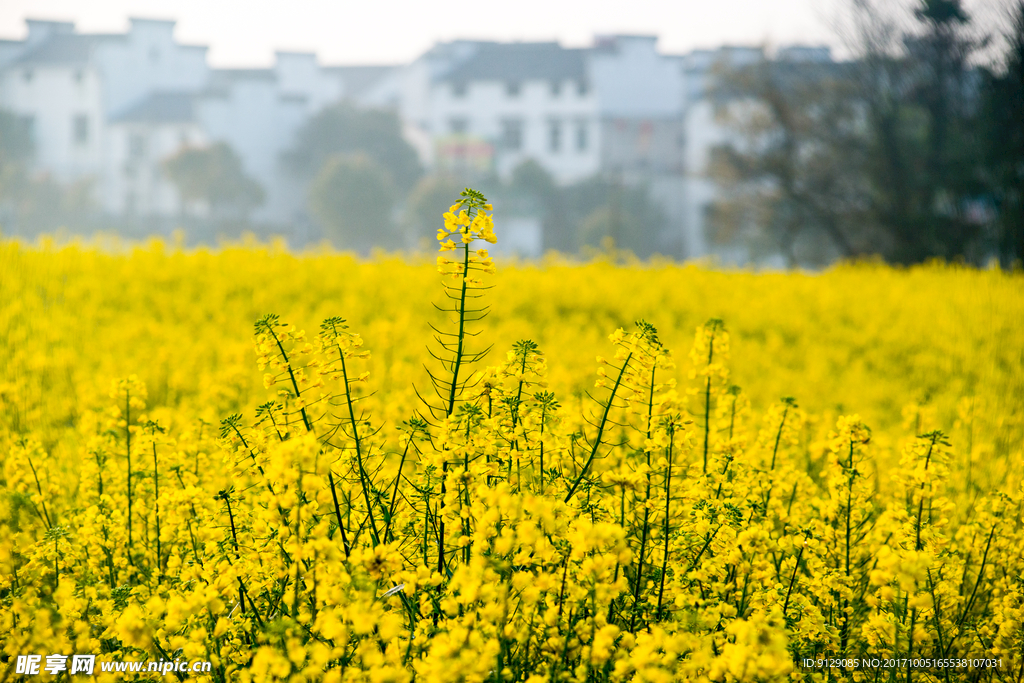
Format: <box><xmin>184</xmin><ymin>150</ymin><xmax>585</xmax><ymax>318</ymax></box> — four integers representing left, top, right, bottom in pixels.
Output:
<box><xmin>0</xmin><ymin>0</ymin><xmax>1020</xmax><ymax>267</ymax></box>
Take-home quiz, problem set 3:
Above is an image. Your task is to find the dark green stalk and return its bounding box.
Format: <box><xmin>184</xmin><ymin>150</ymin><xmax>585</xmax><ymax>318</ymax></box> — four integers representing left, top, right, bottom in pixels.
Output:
<box><xmin>762</xmin><ymin>402</ymin><xmax>791</xmax><ymax>513</ymax></box>
<box><xmin>26</xmin><ymin>456</ymin><xmax>52</xmax><ymax>528</ymax></box>
<box><xmin>125</xmin><ymin>391</ymin><xmax>134</xmax><ymax>561</ymax></box>
<box><xmin>267</xmin><ymin>327</ymin><xmax>313</xmax><ymax>432</ymax></box>
<box><xmin>906</xmin><ymin>607</ymin><xmax>917</xmax><ymax>683</ymax></box>
<box><xmin>327</xmin><ymin>471</ymin><xmax>352</xmax><ymax>559</ymax></box>
<box><xmin>630</xmin><ymin>364</ymin><xmax>657</xmax><ymax>632</ymax></box>
<box><xmin>656</xmin><ymin>422</ymin><xmax>676</xmax><ymax>620</ymax></box>
<box><xmin>152</xmin><ymin>440</ymin><xmax>161</xmax><ymax>577</ymax></box>
<box><xmin>218</xmin><ymin>491</ymin><xmax>248</xmax><ymax>618</ymax></box>
<box><xmin>226</xmin><ymin>421</ymin><xmax>275</xmax><ymax>494</ymax></box>
<box><xmin>337</xmin><ymin>345</ymin><xmax>380</xmax><ymax>547</ymax></box>
<box><xmin>703</xmin><ymin>374</ymin><xmax>712</xmax><ymax>475</ymax></box>
<box><xmin>782</xmin><ymin>542</ymin><xmax>805</xmax><ymax>618</ymax></box>
<box><xmin>914</xmin><ymin>434</ymin><xmax>938</xmax><ymax>551</ymax></box>
<box><xmin>564</xmin><ymin>352</ymin><xmax>633</xmax><ymax>504</ymax></box>
<box><xmin>840</xmin><ymin>439</ymin><xmax>855</xmax><ymax>656</ymax></box>
<box><xmin>538</xmin><ymin>406</ymin><xmax>546</xmax><ymax>493</ymax></box>
<box><xmin>385</xmin><ymin>437</ymin><xmax>413</xmax><ymax>543</ymax></box>
<box><xmin>463</xmin><ymin>420</ymin><xmax>472</xmax><ymax>565</ymax></box>
<box><xmin>439</xmin><ymin>237</ymin><xmax>474</xmax><ymax>576</ymax></box>
<box><xmin>445</xmin><ymin>240</ymin><xmax>473</xmax><ymax>417</ymax></box>
<box><xmin>955</xmin><ymin>524</ymin><xmax>996</xmax><ymax>630</ymax></box>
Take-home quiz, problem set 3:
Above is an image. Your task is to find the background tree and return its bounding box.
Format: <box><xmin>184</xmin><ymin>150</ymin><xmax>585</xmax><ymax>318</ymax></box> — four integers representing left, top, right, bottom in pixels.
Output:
<box><xmin>284</xmin><ymin>103</ymin><xmax>422</xmax><ymax>193</ymax></box>
<box><xmin>901</xmin><ymin>0</ymin><xmax>991</xmax><ymax>260</ymax></box>
<box><xmin>501</xmin><ymin>160</ymin><xmax>667</xmax><ymax>257</ymax></box>
<box><xmin>564</xmin><ymin>176</ymin><xmax>666</xmax><ymax>257</ymax></box>
<box><xmin>981</xmin><ymin>0</ymin><xmax>1024</xmax><ymax>265</ymax></box>
<box><xmin>707</xmin><ymin>59</ymin><xmax>881</xmax><ymax>266</ymax></box>
<box><xmin>405</xmin><ymin>174</ymin><xmax>468</xmax><ymax>247</ymax></box>
<box><xmin>0</xmin><ymin>109</ymin><xmax>34</xmax><ymax>203</ymax></box>
<box><xmin>162</xmin><ymin>142</ymin><xmax>264</xmax><ymax>218</ymax></box>
<box><xmin>505</xmin><ymin>160</ymin><xmax>564</xmax><ymax>249</ymax></box>
<box><xmin>0</xmin><ymin>111</ymin><xmax>99</xmax><ymax>235</ymax></box>
<box><xmin>709</xmin><ymin>0</ymin><xmax>1008</xmax><ymax>265</ymax></box>
<box><xmin>842</xmin><ymin>0</ymin><xmax>995</xmax><ymax>262</ymax></box>
<box><xmin>308</xmin><ymin>153</ymin><xmax>398</xmax><ymax>250</ymax></box>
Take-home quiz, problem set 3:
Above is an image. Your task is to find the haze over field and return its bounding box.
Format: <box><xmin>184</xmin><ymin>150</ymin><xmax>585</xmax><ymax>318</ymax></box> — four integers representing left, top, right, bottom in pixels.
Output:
<box><xmin>0</xmin><ymin>0</ymin><xmax>1020</xmax><ymax>266</ymax></box>
<box><xmin>1</xmin><ymin>0</ymin><xmax>853</xmax><ymax>66</ymax></box>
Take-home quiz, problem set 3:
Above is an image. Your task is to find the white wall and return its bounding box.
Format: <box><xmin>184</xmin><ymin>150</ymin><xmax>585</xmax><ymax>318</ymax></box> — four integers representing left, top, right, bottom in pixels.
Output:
<box><xmin>430</xmin><ymin>77</ymin><xmax>599</xmax><ymax>183</ymax></box>
<box><xmin>197</xmin><ymin>76</ymin><xmax>308</xmax><ymax>223</ymax></box>
<box><xmin>95</xmin><ymin>19</ymin><xmax>208</xmax><ymax>117</ymax></box>
<box><xmin>104</xmin><ymin>121</ymin><xmax>206</xmax><ymax>215</ymax></box>
<box><xmin>589</xmin><ymin>36</ymin><xmax>684</xmax><ymax>118</ymax></box>
<box><xmin>274</xmin><ymin>51</ymin><xmax>342</xmax><ymax>112</ymax></box>
<box><xmin>0</xmin><ymin>63</ymin><xmax>104</xmax><ymax>183</ymax></box>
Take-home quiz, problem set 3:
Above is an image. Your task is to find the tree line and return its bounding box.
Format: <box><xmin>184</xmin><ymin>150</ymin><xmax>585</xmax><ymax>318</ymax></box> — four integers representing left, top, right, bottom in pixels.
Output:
<box><xmin>709</xmin><ymin>0</ymin><xmax>1023</xmax><ymax>267</ymax></box>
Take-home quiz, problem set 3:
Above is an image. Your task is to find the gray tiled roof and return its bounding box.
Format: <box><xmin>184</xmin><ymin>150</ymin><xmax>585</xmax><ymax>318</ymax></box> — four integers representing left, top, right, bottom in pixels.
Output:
<box><xmin>440</xmin><ymin>42</ymin><xmax>587</xmax><ymax>84</ymax></box>
<box><xmin>322</xmin><ymin>64</ymin><xmax>396</xmax><ymax>98</ymax></box>
<box><xmin>210</xmin><ymin>68</ymin><xmax>276</xmax><ymax>83</ymax></box>
<box><xmin>12</xmin><ymin>33</ymin><xmax>123</xmax><ymax>65</ymax></box>
<box><xmin>110</xmin><ymin>91</ymin><xmax>195</xmax><ymax>123</ymax></box>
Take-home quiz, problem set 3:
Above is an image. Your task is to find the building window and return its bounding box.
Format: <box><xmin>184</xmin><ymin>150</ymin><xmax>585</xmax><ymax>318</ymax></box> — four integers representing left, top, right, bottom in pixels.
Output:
<box><xmin>74</xmin><ymin>70</ymin><xmax>84</xmax><ymax>84</ymax></box>
<box><xmin>149</xmin><ymin>47</ymin><xmax>160</xmax><ymax>63</ymax></box>
<box><xmin>501</xmin><ymin>119</ymin><xmax>524</xmax><ymax>151</ymax></box>
<box><xmin>449</xmin><ymin>117</ymin><xmax>468</xmax><ymax>135</ymax></box>
<box><xmin>22</xmin><ymin>69</ymin><xmax>33</xmax><ymax>83</ymax></box>
<box><xmin>129</xmin><ymin>133</ymin><xmax>147</xmax><ymax>159</ymax></box>
<box><xmin>506</xmin><ymin>81</ymin><xmax>521</xmax><ymax>98</ymax></box>
<box><xmin>452</xmin><ymin>82</ymin><xmax>466</xmax><ymax>98</ymax></box>
<box><xmin>576</xmin><ymin>121</ymin><xmax>588</xmax><ymax>151</ymax></box>
<box><xmin>548</xmin><ymin>120</ymin><xmax>562</xmax><ymax>153</ymax></box>
<box><xmin>73</xmin><ymin>115</ymin><xmax>89</xmax><ymax>145</ymax></box>
<box><xmin>550</xmin><ymin>81</ymin><xmax>561</xmax><ymax>97</ymax></box>
<box><xmin>577</xmin><ymin>80</ymin><xmax>589</xmax><ymax>96</ymax></box>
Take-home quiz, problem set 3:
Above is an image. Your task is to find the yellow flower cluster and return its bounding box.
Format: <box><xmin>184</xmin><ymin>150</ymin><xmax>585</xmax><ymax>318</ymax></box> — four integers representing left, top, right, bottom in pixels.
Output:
<box><xmin>0</xmin><ymin>196</ymin><xmax>1022</xmax><ymax>682</ymax></box>
<box><xmin>436</xmin><ymin>192</ymin><xmax>497</xmax><ymax>288</ymax></box>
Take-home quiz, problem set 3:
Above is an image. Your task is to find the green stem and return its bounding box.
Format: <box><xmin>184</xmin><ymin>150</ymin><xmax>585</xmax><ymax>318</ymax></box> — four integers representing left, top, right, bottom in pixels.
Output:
<box><xmin>656</xmin><ymin>423</ymin><xmax>676</xmax><ymax>620</ymax></box>
<box><xmin>338</xmin><ymin>347</ymin><xmax>380</xmax><ymax>546</ymax></box>
<box><xmin>564</xmin><ymin>352</ymin><xmax>633</xmax><ymax>504</ymax></box>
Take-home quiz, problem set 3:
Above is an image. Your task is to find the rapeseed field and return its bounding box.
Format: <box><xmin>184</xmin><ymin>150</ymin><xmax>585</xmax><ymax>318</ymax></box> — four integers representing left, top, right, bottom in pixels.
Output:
<box><xmin>1</xmin><ymin>191</ymin><xmax>1022</xmax><ymax>682</ymax></box>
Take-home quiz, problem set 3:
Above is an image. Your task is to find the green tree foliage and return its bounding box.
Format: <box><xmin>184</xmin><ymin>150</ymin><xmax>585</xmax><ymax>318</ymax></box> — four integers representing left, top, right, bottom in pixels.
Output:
<box><xmin>706</xmin><ymin>60</ymin><xmax>881</xmax><ymax>266</ymax></box>
<box><xmin>285</xmin><ymin>103</ymin><xmax>421</xmax><ymax>193</ymax></box>
<box><xmin>501</xmin><ymin>160</ymin><xmax>666</xmax><ymax>257</ymax></box>
<box><xmin>161</xmin><ymin>143</ymin><xmax>264</xmax><ymax>217</ymax></box>
<box><xmin>405</xmin><ymin>174</ymin><xmax>467</xmax><ymax>246</ymax></box>
<box><xmin>982</xmin><ymin>1</ymin><xmax>1024</xmax><ymax>265</ymax></box>
<box><xmin>0</xmin><ymin>109</ymin><xmax>34</xmax><ymax>201</ymax></box>
<box><xmin>712</xmin><ymin>0</ymin><xmax>1012</xmax><ymax>265</ymax></box>
<box><xmin>508</xmin><ymin>159</ymin><xmax>558</xmax><ymax>207</ymax></box>
<box><xmin>898</xmin><ymin>0</ymin><xmax>991</xmax><ymax>261</ymax></box>
<box><xmin>566</xmin><ymin>177</ymin><xmax>666</xmax><ymax>256</ymax></box>
<box><xmin>0</xmin><ymin>110</ymin><xmax>98</xmax><ymax>234</ymax></box>
<box><xmin>308</xmin><ymin>153</ymin><xmax>398</xmax><ymax>250</ymax></box>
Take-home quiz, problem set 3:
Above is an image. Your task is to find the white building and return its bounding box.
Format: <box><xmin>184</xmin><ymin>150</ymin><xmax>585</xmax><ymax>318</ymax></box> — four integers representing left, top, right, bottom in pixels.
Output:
<box><xmin>0</xmin><ymin>18</ymin><xmax>358</xmax><ymax>226</ymax></box>
<box><xmin>364</xmin><ymin>35</ymin><xmax>772</xmax><ymax>257</ymax></box>
<box><xmin>0</xmin><ymin>21</ymin><xmax>110</xmax><ymax>184</ymax></box>
<box><xmin>0</xmin><ymin>17</ymin><xmax>835</xmax><ymax>259</ymax></box>
<box><xmin>427</xmin><ymin>42</ymin><xmax>600</xmax><ymax>183</ymax></box>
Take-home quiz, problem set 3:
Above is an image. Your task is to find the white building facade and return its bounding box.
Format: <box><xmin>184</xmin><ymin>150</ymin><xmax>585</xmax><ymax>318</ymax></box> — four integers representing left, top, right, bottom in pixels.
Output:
<box><xmin>0</xmin><ymin>18</ymin><xmax>358</xmax><ymax>226</ymax></box>
<box><xmin>0</xmin><ymin>17</ymin><xmax>834</xmax><ymax>259</ymax></box>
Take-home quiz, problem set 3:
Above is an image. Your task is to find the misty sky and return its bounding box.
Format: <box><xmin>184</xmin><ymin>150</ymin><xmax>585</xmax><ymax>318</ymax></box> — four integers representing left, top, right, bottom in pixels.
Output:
<box><xmin>0</xmin><ymin>0</ymin><xmax>1010</xmax><ymax>67</ymax></box>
